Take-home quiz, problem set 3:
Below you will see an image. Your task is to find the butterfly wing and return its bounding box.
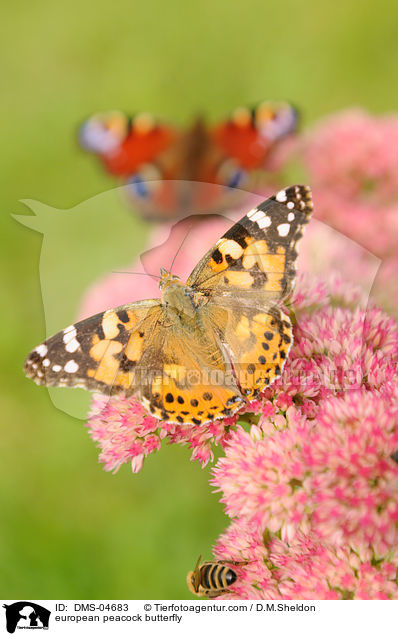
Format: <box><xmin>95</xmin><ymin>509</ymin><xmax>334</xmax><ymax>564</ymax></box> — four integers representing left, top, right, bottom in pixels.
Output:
<box><xmin>187</xmin><ymin>185</ymin><xmax>313</xmax><ymax>399</ymax></box>
<box><xmin>210</xmin><ymin>303</ymin><xmax>293</xmax><ymax>400</ymax></box>
<box><xmin>187</xmin><ymin>184</ymin><xmax>312</xmax><ymax>298</ymax></box>
<box><xmin>211</xmin><ymin>101</ymin><xmax>298</xmax><ymax>184</ymax></box>
<box><xmin>79</xmin><ymin>111</ymin><xmax>176</xmax><ymax>177</ymax></box>
<box><xmin>134</xmin><ymin>317</ymin><xmax>244</xmax><ymax>424</ymax></box>
<box><xmin>24</xmin><ymin>301</ymin><xmax>163</xmax><ymax>394</ymax></box>
<box><xmin>24</xmin><ymin>300</ymin><xmax>244</xmax><ymax>425</ymax></box>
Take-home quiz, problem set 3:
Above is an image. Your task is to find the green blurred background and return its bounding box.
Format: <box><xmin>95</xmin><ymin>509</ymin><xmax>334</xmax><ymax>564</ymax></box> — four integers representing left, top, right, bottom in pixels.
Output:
<box><xmin>2</xmin><ymin>0</ymin><xmax>398</xmax><ymax>599</ymax></box>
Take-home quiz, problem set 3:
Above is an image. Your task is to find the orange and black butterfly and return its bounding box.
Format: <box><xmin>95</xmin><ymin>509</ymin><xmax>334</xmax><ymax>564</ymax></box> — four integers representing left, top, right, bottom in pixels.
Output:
<box><xmin>79</xmin><ymin>102</ymin><xmax>298</xmax><ymax>220</ymax></box>
<box><xmin>24</xmin><ymin>185</ymin><xmax>312</xmax><ymax>426</ymax></box>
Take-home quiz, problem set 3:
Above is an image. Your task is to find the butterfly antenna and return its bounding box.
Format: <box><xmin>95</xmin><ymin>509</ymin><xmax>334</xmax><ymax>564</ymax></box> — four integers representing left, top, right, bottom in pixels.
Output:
<box><xmin>112</xmin><ymin>271</ymin><xmax>161</xmax><ymax>280</ymax></box>
<box><xmin>169</xmin><ymin>226</ymin><xmax>193</xmax><ymax>274</ymax></box>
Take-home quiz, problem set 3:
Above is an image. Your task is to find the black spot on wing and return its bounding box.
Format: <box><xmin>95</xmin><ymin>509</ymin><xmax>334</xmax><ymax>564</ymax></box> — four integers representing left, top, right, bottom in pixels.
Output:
<box><xmin>117</xmin><ymin>309</ymin><xmax>130</xmax><ymax>323</ymax></box>
<box><xmin>212</xmin><ymin>249</ymin><xmax>223</xmax><ymax>264</ymax></box>
<box><xmin>222</xmin><ymin>222</ymin><xmax>251</xmax><ymax>248</ymax></box>
<box><xmin>120</xmin><ymin>354</ymin><xmax>136</xmax><ymax>372</ymax></box>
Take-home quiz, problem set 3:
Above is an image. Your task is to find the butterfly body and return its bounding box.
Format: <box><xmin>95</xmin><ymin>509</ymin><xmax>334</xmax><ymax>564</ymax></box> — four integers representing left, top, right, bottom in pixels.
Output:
<box><xmin>24</xmin><ymin>186</ymin><xmax>313</xmax><ymax>426</ymax></box>
<box><xmin>159</xmin><ymin>271</ymin><xmax>201</xmax><ymax>322</ymax></box>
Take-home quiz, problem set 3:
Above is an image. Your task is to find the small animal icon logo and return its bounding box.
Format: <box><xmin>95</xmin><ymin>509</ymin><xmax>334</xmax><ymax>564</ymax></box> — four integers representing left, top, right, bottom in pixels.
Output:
<box><xmin>2</xmin><ymin>602</ymin><xmax>51</xmax><ymax>633</ymax></box>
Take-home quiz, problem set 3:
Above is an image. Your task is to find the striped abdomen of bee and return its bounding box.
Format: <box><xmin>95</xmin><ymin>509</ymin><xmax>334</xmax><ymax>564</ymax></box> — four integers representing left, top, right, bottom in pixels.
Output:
<box><xmin>187</xmin><ymin>556</ymin><xmax>247</xmax><ymax>598</ymax></box>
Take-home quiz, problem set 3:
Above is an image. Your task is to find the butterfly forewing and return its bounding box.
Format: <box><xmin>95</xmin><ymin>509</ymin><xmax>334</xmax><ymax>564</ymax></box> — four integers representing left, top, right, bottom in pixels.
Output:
<box><xmin>187</xmin><ymin>184</ymin><xmax>312</xmax><ymax>298</ymax></box>
<box><xmin>24</xmin><ymin>301</ymin><xmax>162</xmax><ymax>394</ymax></box>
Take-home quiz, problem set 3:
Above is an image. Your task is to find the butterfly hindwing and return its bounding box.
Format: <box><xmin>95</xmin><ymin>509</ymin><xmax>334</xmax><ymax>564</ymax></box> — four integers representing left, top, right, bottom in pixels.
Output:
<box><xmin>136</xmin><ymin>317</ymin><xmax>244</xmax><ymax>424</ymax></box>
<box><xmin>210</xmin><ymin>303</ymin><xmax>292</xmax><ymax>400</ymax></box>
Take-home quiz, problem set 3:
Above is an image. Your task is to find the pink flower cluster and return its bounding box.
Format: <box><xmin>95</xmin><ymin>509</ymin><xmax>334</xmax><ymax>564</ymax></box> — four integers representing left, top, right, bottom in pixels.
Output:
<box><xmin>211</xmin><ymin>275</ymin><xmax>398</xmax><ymax>599</ymax></box>
<box><xmin>88</xmin><ymin>395</ymin><xmax>161</xmax><ymax>473</ymax></box>
<box><xmin>212</xmin><ymin>390</ymin><xmax>398</xmax><ymax>557</ymax></box>
<box><xmin>88</xmin><ymin>392</ymin><xmax>237</xmax><ymax>471</ymax></box>
<box><xmin>85</xmin><ymin>269</ymin><xmax>398</xmax><ymax>598</ymax></box>
<box><xmin>213</xmin><ymin>520</ymin><xmax>398</xmax><ymax>600</ymax></box>
<box><xmin>302</xmin><ymin>109</ymin><xmax>398</xmax><ymax>317</ymax></box>
<box><xmin>304</xmin><ymin>109</ymin><xmax>398</xmax><ymax>207</ymax></box>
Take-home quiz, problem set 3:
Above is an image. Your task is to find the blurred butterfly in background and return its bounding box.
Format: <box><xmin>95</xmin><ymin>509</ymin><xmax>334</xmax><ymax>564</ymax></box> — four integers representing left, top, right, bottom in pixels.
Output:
<box><xmin>79</xmin><ymin>102</ymin><xmax>299</xmax><ymax>220</ymax></box>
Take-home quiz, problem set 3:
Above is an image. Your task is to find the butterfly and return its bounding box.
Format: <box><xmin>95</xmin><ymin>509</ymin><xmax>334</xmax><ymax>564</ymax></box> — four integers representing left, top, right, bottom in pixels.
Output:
<box><xmin>79</xmin><ymin>102</ymin><xmax>298</xmax><ymax>220</ymax></box>
<box><xmin>24</xmin><ymin>185</ymin><xmax>313</xmax><ymax>426</ymax></box>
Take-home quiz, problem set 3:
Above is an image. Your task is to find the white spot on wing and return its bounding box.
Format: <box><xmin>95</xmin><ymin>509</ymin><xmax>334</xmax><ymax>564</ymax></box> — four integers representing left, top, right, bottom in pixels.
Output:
<box><xmin>64</xmin><ymin>360</ymin><xmax>79</xmax><ymax>373</ymax></box>
<box><xmin>247</xmin><ymin>208</ymin><xmax>259</xmax><ymax>219</ymax></box>
<box><xmin>42</xmin><ymin>358</ymin><xmax>50</xmax><ymax>367</ymax></box>
<box><xmin>250</xmin><ymin>210</ymin><xmax>265</xmax><ymax>223</ymax></box>
<box><xmin>288</xmin><ymin>212</ymin><xmax>295</xmax><ymax>221</ymax></box>
<box><xmin>65</xmin><ymin>338</ymin><xmax>80</xmax><ymax>353</ymax></box>
<box><xmin>35</xmin><ymin>344</ymin><xmax>47</xmax><ymax>357</ymax></box>
<box><xmin>276</xmin><ymin>189</ymin><xmax>287</xmax><ymax>202</ymax></box>
<box><xmin>257</xmin><ymin>215</ymin><xmax>272</xmax><ymax>229</ymax></box>
<box><xmin>53</xmin><ymin>365</ymin><xmax>62</xmax><ymax>372</ymax></box>
<box><xmin>249</xmin><ymin>210</ymin><xmax>273</xmax><ymax>230</ymax></box>
<box><xmin>287</xmin><ymin>201</ymin><xmax>295</xmax><ymax>209</ymax></box>
<box><xmin>277</xmin><ymin>223</ymin><xmax>290</xmax><ymax>237</ymax></box>
<box><xmin>63</xmin><ymin>327</ymin><xmax>77</xmax><ymax>344</ymax></box>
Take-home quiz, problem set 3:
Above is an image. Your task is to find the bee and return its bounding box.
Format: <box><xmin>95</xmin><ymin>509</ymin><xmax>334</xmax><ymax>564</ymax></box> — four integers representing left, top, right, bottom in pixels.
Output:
<box><xmin>187</xmin><ymin>555</ymin><xmax>248</xmax><ymax>598</ymax></box>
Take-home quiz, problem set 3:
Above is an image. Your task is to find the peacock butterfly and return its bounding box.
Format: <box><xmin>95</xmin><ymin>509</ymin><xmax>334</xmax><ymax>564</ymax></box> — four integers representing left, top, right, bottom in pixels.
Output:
<box><xmin>79</xmin><ymin>102</ymin><xmax>298</xmax><ymax>220</ymax></box>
